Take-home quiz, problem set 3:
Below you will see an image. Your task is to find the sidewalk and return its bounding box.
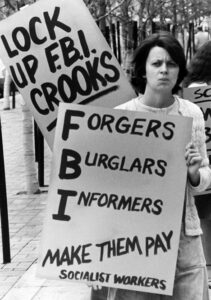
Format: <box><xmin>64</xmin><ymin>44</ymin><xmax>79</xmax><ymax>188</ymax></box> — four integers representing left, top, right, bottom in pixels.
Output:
<box><xmin>0</xmin><ymin>95</ymin><xmax>211</xmax><ymax>300</ymax></box>
<box><xmin>0</xmin><ymin>95</ymin><xmax>91</xmax><ymax>299</ymax></box>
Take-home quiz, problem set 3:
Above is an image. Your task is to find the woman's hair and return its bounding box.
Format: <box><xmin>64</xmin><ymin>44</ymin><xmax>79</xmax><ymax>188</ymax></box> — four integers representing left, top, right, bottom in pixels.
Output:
<box><xmin>131</xmin><ymin>31</ymin><xmax>187</xmax><ymax>94</ymax></box>
<box><xmin>183</xmin><ymin>41</ymin><xmax>211</xmax><ymax>87</ymax></box>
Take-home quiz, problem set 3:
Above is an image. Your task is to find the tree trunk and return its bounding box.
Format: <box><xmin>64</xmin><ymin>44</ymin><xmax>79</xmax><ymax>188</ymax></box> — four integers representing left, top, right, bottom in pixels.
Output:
<box><xmin>98</xmin><ymin>0</ymin><xmax>107</xmax><ymax>37</ymax></box>
<box><xmin>21</xmin><ymin>103</ymin><xmax>40</xmax><ymax>194</ymax></box>
<box><xmin>139</xmin><ymin>0</ymin><xmax>146</xmax><ymax>41</ymax></box>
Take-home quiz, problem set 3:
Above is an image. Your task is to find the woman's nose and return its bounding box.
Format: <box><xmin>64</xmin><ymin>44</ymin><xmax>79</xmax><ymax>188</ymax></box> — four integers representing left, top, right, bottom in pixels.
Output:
<box><xmin>160</xmin><ymin>63</ymin><xmax>168</xmax><ymax>73</ymax></box>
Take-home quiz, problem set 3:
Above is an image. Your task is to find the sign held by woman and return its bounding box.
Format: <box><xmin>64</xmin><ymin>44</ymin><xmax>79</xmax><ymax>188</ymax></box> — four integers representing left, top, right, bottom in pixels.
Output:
<box><xmin>36</xmin><ymin>103</ymin><xmax>192</xmax><ymax>296</ymax></box>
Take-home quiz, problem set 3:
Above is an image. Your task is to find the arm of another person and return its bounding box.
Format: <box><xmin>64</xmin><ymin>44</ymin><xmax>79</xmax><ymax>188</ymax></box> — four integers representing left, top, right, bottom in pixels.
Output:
<box><xmin>185</xmin><ymin>108</ymin><xmax>211</xmax><ymax>191</ymax></box>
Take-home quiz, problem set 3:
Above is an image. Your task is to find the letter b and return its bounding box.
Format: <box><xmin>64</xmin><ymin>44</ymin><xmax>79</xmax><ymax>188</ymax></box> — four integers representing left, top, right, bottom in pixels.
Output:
<box><xmin>59</xmin><ymin>149</ymin><xmax>81</xmax><ymax>179</ymax></box>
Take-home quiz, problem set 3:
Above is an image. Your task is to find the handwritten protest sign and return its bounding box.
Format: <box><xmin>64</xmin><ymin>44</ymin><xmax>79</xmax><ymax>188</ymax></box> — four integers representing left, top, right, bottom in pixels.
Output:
<box><xmin>0</xmin><ymin>0</ymin><xmax>135</xmax><ymax>149</ymax></box>
<box><xmin>36</xmin><ymin>103</ymin><xmax>192</xmax><ymax>295</ymax></box>
<box><xmin>183</xmin><ymin>86</ymin><xmax>211</xmax><ymax>194</ymax></box>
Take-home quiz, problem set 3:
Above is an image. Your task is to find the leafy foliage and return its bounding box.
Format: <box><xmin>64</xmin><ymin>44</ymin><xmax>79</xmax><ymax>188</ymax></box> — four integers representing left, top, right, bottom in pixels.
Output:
<box><xmin>0</xmin><ymin>0</ymin><xmax>35</xmax><ymax>19</ymax></box>
<box><xmin>83</xmin><ymin>0</ymin><xmax>211</xmax><ymax>28</ymax></box>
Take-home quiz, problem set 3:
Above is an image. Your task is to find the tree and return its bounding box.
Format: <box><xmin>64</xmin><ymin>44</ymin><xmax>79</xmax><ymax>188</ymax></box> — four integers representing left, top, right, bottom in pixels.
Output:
<box><xmin>21</xmin><ymin>103</ymin><xmax>40</xmax><ymax>194</ymax></box>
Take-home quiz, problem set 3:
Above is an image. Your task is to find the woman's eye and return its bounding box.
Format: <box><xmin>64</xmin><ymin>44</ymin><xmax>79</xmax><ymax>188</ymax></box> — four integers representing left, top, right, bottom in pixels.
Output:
<box><xmin>168</xmin><ymin>61</ymin><xmax>177</xmax><ymax>67</ymax></box>
<box><xmin>152</xmin><ymin>62</ymin><xmax>161</xmax><ymax>66</ymax></box>
<box><xmin>152</xmin><ymin>61</ymin><xmax>177</xmax><ymax>67</ymax></box>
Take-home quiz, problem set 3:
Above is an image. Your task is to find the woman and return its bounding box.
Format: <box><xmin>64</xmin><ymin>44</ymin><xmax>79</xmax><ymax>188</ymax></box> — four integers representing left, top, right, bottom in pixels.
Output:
<box><xmin>92</xmin><ymin>31</ymin><xmax>211</xmax><ymax>300</ymax></box>
<box><xmin>183</xmin><ymin>40</ymin><xmax>211</xmax><ymax>88</ymax></box>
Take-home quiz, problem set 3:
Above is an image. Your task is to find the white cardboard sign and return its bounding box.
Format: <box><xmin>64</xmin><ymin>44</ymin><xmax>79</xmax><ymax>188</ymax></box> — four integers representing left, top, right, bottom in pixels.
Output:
<box><xmin>37</xmin><ymin>103</ymin><xmax>192</xmax><ymax>295</ymax></box>
<box><xmin>0</xmin><ymin>0</ymin><xmax>135</xmax><ymax>149</ymax></box>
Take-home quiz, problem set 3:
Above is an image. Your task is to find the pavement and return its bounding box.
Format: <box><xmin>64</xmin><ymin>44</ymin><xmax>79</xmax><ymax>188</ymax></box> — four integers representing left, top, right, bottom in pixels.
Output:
<box><xmin>0</xmin><ymin>94</ymin><xmax>91</xmax><ymax>299</ymax></box>
<box><xmin>0</xmin><ymin>94</ymin><xmax>211</xmax><ymax>300</ymax></box>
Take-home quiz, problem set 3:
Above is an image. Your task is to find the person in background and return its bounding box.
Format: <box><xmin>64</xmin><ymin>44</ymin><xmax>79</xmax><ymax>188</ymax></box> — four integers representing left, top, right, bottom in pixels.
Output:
<box><xmin>183</xmin><ymin>40</ymin><xmax>211</xmax><ymax>88</ymax></box>
<box><xmin>91</xmin><ymin>31</ymin><xmax>211</xmax><ymax>300</ymax></box>
<box><xmin>183</xmin><ymin>39</ymin><xmax>211</xmax><ymax>291</ymax></box>
<box><xmin>195</xmin><ymin>26</ymin><xmax>210</xmax><ymax>52</ymax></box>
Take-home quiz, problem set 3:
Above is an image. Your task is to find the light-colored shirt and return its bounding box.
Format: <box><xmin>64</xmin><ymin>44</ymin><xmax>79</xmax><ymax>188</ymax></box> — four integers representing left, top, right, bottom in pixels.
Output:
<box><xmin>195</xmin><ymin>31</ymin><xmax>210</xmax><ymax>50</ymax></box>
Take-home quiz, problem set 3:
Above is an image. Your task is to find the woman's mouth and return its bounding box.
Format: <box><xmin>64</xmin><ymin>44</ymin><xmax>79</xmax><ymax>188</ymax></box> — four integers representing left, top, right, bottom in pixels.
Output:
<box><xmin>159</xmin><ymin>78</ymin><xmax>169</xmax><ymax>81</ymax></box>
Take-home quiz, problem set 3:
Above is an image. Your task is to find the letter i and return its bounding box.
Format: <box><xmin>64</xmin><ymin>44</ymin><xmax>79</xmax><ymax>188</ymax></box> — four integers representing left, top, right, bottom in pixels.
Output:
<box><xmin>52</xmin><ymin>189</ymin><xmax>77</xmax><ymax>221</ymax></box>
<box><xmin>78</xmin><ymin>30</ymin><xmax>90</xmax><ymax>58</ymax></box>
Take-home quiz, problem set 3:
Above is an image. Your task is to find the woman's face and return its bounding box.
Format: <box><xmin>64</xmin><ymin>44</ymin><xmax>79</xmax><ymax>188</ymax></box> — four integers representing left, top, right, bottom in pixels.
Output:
<box><xmin>145</xmin><ymin>46</ymin><xmax>179</xmax><ymax>93</ymax></box>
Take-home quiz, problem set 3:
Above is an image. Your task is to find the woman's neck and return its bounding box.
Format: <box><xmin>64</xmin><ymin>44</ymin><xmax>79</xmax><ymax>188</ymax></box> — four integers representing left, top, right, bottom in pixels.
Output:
<box><xmin>141</xmin><ymin>89</ymin><xmax>174</xmax><ymax>108</ymax></box>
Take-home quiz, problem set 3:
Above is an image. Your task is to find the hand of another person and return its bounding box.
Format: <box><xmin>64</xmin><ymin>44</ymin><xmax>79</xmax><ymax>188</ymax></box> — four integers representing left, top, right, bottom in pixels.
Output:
<box><xmin>87</xmin><ymin>282</ymin><xmax>102</xmax><ymax>290</ymax></box>
<box><xmin>185</xmin><ymin>142</ymin><xmax>202</xmax><ymax>186</ymax></box>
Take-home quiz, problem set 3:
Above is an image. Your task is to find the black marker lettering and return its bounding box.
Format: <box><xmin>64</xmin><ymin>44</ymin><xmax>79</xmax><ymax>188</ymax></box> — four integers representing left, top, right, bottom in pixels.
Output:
<box><xmin>52</xmin><ymin>189</ymin><xmax>77</xmax><ymax>221</ymax></box>
<box><xmin>44</xmin><ymin>6</ymin><xmax>71</xmax><ymax>40</ymax></box>
<box><xmin>59</xmin><ymin>149</ymin><xmax>81</xmax><ymax>179</ymax></box>
<box><xmin>62</xmin><ymin>109</ymin><xmax>85</xmax><ymax>141</ymax></box>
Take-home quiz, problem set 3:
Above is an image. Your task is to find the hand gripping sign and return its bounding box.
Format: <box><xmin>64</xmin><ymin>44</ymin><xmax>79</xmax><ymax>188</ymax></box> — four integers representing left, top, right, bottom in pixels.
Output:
<box><xmin>36</xmin><ymin>103</ymin><xmax>192</xmax><ymax>296</ymax></box>
<box><xmin>0</xmin><ymin>0</ymin><xmax>136</xmax><ymax>149</ymax></box>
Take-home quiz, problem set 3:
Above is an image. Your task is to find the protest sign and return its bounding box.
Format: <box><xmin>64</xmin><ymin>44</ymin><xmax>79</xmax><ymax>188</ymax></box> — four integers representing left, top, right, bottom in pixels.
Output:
<box><xmin>183</xmin><ymin>86</ymin><xmax>211</xmax><ymax>194</ymax></box>
<box><xmin>36</xmin><ymin>103</ymin><xmax>192</xmax><ymax>295</ymax></box>
<box><xmin>0</xmin><ymin>0</ymin><xmax>136</xmax><ymax>149</ymax></box>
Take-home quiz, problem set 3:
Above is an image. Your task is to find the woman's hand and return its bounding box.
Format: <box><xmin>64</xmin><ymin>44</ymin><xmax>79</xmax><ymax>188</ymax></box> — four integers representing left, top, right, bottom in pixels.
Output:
<box><xmin>185</xmin><ymin>142</ymin><xmax>202</xmax><ymax>186</ymax></box>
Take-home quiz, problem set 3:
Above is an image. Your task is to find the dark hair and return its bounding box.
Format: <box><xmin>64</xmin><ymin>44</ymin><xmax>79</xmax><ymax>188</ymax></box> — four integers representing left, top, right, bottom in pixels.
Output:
<box><xmin>183</xmin><ymin>40</ymin><xmax>211</xmax><ymax>87</ymax></box>
<box><xmin>131</xmin><ymin>31</ymin><xmax>187</xmax><ymax>94</ymax></box>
